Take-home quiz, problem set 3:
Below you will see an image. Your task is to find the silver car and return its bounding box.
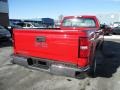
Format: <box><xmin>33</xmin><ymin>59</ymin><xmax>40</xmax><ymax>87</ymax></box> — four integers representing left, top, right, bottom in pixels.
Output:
<box><xmin>0</xmin><ymin>25</ymin><xmax>11</xmax><ymax>40</ymax></box>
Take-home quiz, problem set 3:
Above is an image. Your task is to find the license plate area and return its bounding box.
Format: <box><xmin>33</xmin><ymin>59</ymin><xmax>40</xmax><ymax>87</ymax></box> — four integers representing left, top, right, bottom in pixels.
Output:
<box><xmin>27</xmin><ymin>58</ymin><xmax>49</xmax><ymax>69</ymax></box>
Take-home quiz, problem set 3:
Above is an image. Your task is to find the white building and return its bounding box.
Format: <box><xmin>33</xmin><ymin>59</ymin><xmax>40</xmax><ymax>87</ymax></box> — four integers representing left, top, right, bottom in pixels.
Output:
<box><xmin>0</xmin><ymin>0</ymin><xmax>9</xmax><ymax>27</ymax></box>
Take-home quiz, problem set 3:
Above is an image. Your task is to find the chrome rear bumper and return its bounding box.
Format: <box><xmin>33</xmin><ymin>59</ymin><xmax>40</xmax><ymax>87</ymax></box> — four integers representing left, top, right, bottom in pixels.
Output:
<box><xmin>11</xmin><ymin>55</ymin><xmax>90</xmax><ymax>77</ymax></box>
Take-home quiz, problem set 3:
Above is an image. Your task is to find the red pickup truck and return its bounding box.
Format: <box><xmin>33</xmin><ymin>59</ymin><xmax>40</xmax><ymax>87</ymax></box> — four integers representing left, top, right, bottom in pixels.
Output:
<box><xmin>12</xmin><ymin>15</ymin><xmax>104</xmax><ymax>78</ymax></box>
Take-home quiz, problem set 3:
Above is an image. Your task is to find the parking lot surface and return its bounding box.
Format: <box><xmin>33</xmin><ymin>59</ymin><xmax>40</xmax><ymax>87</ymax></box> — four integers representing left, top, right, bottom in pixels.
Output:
<box><xmin>0</xmin><ymin>35</ymin><xmax>120</xmax><ymax>90</ymax></box>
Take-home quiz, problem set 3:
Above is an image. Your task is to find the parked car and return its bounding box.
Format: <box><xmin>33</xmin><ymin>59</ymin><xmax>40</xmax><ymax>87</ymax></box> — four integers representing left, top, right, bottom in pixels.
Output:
<box><xmin>112</xmin><ymin>25</ymin><xmax>120</xmax><ymax>35</ymax></box>
<box><xmin>11</xmin><ymin>15</ymin><xmax>104</xmax><ymax>78</ymax></box>
<box><xmin>16</xmin><ymin>22</ymin><xmax>45</xmax><ymax>29</ymax></box>
<box><xmin>0</xmin><ymin>25</ymin><xmax>11</xmax><ymax>41</ymax></box>
<box><xmin>112</xmin><ymin>22</ymin><xmax>120</xmax><ymax>28</ymax></box>
<box><xmin>101</xmin><ymin>24</ymin><xmax>112</xmax><ymax>35</ymax></box>
<box><xmin>8</xmin><ymin>23</ymin><xmax>22</xmax><ymax>37</ymax></box>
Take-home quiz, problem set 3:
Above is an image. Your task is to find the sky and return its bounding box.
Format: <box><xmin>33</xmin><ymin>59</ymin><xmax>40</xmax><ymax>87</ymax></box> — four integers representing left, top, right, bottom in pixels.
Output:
<box><xmin>8</xmin><ymin>0</ymin><xmax>120</xmax><ymax>19</ymax></box>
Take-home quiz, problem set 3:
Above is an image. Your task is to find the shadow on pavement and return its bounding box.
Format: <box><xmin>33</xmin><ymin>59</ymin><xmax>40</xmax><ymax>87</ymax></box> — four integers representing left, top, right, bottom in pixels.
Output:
<box><xmin>96</xmin><ymin>41</ymin><xmax>120</xmax><ymax>78</ymax></box>
<box><xmin>0</xmin><ymin>40</ymin><xmax>12</xmax><ymax>48</ymax></box>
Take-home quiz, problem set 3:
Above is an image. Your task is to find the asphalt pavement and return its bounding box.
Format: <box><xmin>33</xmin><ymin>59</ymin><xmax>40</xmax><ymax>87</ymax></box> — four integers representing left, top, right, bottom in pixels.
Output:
<box><xmin>0</xmin><ymin>35</ymin><xmax>120</xmax><ymax>90</ymax></box>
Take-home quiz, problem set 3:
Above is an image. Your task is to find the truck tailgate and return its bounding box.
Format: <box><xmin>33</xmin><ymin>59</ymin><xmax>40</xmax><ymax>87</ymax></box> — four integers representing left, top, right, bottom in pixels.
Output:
<box><xmin>13</xmin><ymin>29</ymin><xmax>82</xmax><ymax>65</ymax></box>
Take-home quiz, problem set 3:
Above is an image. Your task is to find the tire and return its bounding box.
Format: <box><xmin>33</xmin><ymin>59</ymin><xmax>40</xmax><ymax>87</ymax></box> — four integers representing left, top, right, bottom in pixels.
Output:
<box><xmin>88</xmin><ymin>56</ymin><xmax>97</xmax><ymax>78</ymax></box>
<box><xmin>99</xmin><ymin>42</ymin><xmax>104</xmax><ymax>51</ymax></box>
<box><xmin>10</xmin><ymin>59</ymin><xmax>15</xmax><ymax>64</ymax></box>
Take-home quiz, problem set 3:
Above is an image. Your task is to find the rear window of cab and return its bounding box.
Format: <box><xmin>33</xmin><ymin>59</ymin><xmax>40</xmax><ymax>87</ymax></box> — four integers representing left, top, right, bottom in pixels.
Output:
<box><xmin>62</xmin><ymin>18</ymin><xmax>96</xmax><ymax>28</ymax></box>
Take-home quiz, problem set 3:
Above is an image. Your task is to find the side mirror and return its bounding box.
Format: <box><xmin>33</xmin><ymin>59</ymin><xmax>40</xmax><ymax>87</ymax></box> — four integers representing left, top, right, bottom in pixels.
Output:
<box><xmin>100</xmin><ymin>24</ymin><xmax>106</xmax><ymax>29</ymax></box>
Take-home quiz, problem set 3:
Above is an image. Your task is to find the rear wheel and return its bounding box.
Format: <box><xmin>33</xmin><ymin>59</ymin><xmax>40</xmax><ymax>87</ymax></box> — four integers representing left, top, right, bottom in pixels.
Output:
<box><xmin>113</xmin><ymin>33</ymin><xmax>116</xmax><ymax>35</ymax></box>
<box><xmin>10</xmin><ymin>59</ymin><xmax>15</xmax><ymax>64</ymax></box>
<box><xmin>99</xmin><ymin>42</ymin><xmax>104</xmax><ymax>50</ymax></box>
<box><xmin>88</xmin><ymin>56</ymin><xmax>97</xmax><ymax>78</ymax></box>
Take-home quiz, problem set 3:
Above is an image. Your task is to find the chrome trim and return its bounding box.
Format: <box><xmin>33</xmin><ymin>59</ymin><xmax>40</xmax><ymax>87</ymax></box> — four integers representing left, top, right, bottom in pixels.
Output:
<box><xmin>12</xmin><ymin>55</ymin><xmax>28</xmax><ymax>67</ymax></box>
<box><xmin>11</xmin><ymin>55</ymin><xmax>90</xmax><ymax>77</ymax></box>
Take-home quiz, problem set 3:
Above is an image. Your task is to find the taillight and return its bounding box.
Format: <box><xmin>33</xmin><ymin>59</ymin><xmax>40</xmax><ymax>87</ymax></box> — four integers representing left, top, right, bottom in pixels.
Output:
<box><xmin>79</xmin><ymin>38</ymin><xmax>90</xmax><ymax>58</ymax></box>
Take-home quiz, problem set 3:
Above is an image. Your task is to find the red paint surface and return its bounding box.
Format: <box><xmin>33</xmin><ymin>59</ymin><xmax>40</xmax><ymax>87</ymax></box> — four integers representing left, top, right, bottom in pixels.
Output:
<box><xmin>13</xmin><ymin>16</ymin><xmax>103</xmax><ymax>67</ymax></box>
